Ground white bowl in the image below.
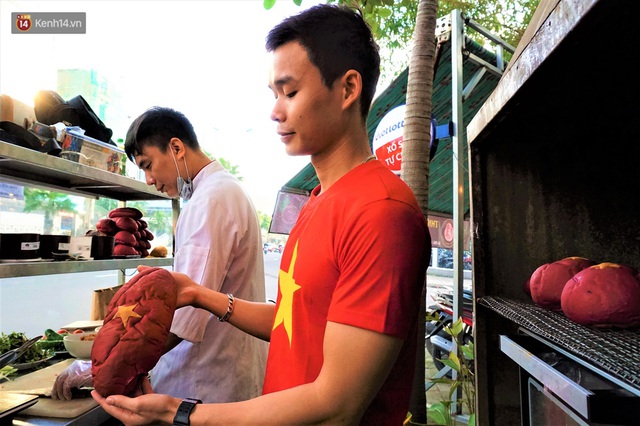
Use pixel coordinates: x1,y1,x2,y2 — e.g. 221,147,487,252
63,333,96,359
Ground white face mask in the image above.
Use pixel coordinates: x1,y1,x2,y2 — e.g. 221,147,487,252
170,149,193,200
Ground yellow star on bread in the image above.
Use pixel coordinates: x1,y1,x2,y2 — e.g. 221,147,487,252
593,262,620,269
114,303,142,327
273,241,301,346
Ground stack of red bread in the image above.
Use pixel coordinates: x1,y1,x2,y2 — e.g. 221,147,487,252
96,207,154,257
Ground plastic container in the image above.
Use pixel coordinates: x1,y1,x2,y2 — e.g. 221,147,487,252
68,236,92,259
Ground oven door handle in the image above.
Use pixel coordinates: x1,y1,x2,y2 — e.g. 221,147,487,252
500,334,592,418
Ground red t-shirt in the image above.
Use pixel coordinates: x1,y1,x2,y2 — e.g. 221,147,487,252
263,160,430,425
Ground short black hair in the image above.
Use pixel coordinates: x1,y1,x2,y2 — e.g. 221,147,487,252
124,106,199,162
266,4,380,120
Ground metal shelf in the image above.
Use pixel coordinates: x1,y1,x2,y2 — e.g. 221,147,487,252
0,140,177,279
0,140,169,201
0,257,174,279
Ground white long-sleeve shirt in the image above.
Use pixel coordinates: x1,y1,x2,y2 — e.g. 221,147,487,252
150,160,268,403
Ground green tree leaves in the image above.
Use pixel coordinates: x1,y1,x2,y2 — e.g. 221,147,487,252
23,189,75,234
217,157,243,181
256,210,272,231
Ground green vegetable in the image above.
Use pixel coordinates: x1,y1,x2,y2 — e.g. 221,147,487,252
38,329,66,352
0,332,26,353
37,340,64,352
44,329,64,341
1,365,17,379
0,332,50,364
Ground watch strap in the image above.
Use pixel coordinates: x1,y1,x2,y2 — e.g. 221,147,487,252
172,398,202,425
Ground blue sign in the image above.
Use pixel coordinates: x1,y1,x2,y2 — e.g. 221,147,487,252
0,182,24,200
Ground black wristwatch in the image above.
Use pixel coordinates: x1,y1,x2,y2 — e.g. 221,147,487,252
172,398,202,425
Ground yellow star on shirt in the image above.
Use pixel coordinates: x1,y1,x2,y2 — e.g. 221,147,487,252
114,303,142,328
272,241,301,346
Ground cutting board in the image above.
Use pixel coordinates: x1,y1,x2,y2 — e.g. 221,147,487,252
0,359,98,418
0,392,38,419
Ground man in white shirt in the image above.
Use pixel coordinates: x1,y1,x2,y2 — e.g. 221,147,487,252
52,106,267,403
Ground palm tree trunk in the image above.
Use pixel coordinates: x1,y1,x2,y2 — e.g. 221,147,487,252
402,0,438,423
44,211,54,234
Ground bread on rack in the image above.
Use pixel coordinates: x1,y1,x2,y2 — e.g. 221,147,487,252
561,262,640,328
528,256,595,311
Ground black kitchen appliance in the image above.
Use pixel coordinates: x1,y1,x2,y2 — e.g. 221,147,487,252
90,235,114,260
482,297,640,426
39,234,70,259
0,233,40,261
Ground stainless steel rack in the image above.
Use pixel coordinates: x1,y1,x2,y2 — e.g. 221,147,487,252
0,257,173,279
0,139,176,278
0,141,167,201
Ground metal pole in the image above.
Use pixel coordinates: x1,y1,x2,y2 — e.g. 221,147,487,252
450,6,465,377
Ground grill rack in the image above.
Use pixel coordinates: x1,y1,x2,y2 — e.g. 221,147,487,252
478,296,640,390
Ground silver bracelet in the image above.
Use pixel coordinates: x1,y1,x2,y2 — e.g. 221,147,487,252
218,293,235,322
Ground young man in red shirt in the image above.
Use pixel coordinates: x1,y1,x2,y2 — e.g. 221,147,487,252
93,4,430,425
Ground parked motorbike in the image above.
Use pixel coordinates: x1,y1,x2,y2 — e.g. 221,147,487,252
426,287,474,375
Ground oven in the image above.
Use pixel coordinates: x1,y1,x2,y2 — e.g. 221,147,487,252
481,297,640,426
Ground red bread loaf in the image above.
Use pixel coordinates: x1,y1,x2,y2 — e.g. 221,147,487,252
114,230,137,246
108,207,143,220
113,244,139,256
529,257,595,311
96,218,118,235
561,262,640,328
137,239,151,250
114,216,139,233
92,267,177,396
